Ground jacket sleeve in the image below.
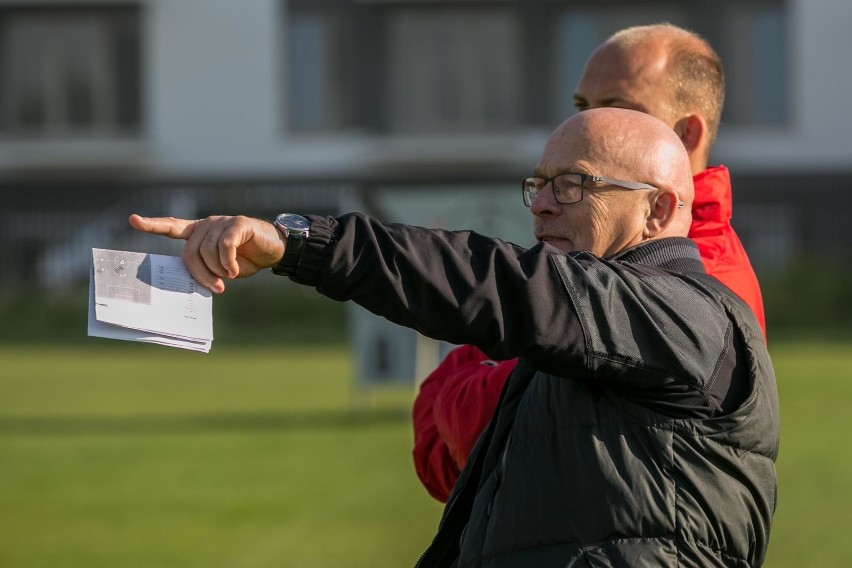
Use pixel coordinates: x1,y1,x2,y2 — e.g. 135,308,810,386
291,212,586,363
412,345,516,502
293,213,731,411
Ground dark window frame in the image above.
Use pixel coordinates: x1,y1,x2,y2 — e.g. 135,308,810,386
0,4,144,138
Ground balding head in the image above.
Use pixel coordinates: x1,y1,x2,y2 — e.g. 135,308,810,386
573,23,725,174
528,108,693,258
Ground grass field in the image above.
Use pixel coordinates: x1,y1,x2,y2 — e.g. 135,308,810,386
1,339,851,567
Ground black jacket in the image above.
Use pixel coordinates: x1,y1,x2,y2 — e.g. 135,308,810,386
293,213,779,567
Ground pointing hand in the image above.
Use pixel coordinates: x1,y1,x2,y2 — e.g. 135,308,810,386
128,214,285,293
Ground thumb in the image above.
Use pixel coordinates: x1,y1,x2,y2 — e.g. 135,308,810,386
129,214,196,240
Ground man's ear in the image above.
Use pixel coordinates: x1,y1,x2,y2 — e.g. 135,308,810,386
644,191,682,238
673,115,705,156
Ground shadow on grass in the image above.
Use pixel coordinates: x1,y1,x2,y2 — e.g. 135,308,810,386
0,407,410,437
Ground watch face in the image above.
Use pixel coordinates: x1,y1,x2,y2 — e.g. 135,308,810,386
276,214,310,231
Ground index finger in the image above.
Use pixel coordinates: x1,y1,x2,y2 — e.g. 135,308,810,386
129,214,196,240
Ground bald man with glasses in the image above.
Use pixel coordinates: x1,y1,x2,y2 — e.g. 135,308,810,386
130,107,777,567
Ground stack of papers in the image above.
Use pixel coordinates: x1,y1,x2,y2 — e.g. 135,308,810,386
88,248,213,352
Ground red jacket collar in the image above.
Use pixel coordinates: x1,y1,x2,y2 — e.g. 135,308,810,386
691,165,732,230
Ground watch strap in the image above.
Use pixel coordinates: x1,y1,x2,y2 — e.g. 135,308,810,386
272,234,305,276
271,214,310,276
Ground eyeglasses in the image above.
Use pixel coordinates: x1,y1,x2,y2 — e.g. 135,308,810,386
521,173,658,207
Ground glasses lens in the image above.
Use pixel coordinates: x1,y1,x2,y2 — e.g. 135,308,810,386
553,174,583,204
522,177,544,207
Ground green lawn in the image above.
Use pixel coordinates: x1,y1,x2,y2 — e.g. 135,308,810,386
0,343,442,568
763,341,852,567
1,340,851,567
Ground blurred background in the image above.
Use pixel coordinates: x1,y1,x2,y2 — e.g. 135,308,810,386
1,0,852,567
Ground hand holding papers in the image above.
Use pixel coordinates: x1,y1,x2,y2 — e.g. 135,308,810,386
88,248,213,352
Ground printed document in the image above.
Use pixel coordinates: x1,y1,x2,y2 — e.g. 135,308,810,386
88,248,213,352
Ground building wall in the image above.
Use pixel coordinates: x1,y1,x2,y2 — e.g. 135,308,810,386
0,0,850,288
2,0,850,177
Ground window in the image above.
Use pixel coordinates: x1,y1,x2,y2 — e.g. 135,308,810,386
385,7,521,133
712,2,788,126
285,1,522,135
0,6,142,137
287,8,350,132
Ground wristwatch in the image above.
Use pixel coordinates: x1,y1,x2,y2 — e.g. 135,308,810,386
271,213,310,276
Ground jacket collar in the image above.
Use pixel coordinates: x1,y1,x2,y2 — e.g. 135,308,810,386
692,165,732,225
609,237,706,274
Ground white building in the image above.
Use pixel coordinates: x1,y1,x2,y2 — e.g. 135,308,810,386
1,0,850,287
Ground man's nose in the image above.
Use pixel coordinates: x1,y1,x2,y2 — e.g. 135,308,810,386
530,183,562,217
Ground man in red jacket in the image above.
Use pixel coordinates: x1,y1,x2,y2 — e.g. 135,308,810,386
412,23,767,502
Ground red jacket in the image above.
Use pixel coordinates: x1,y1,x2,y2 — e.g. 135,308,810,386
412,165,767,502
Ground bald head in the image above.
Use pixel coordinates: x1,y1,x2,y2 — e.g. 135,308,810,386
529,108,693,257
573,23,725,173
548,108,694,209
